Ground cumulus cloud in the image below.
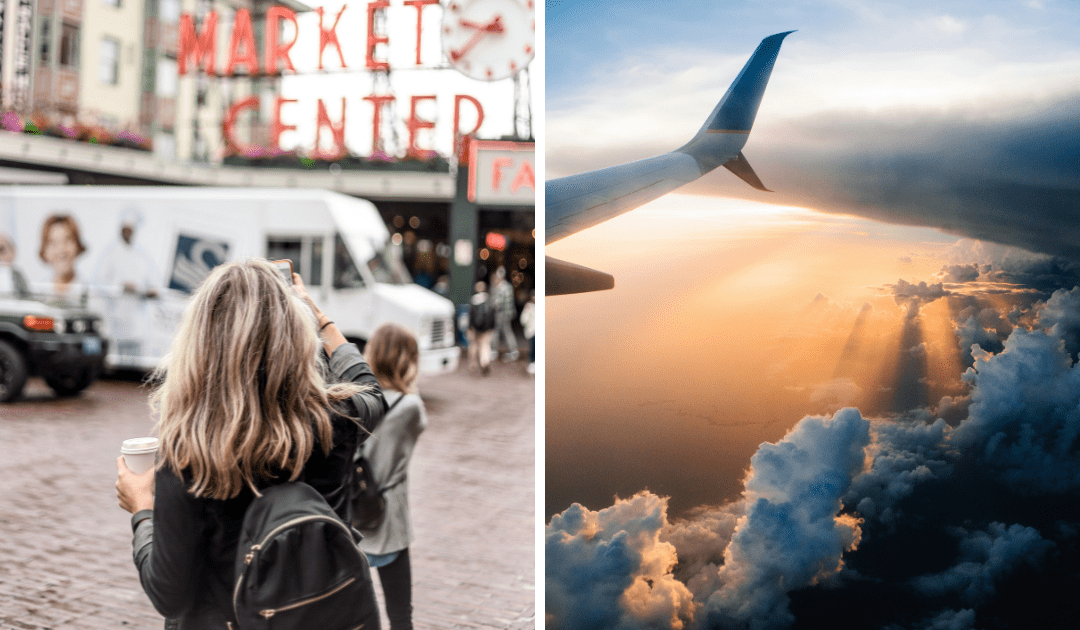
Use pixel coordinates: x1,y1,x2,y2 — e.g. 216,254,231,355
664,503,743,585
939,264,980,283
546,493,696,630
1035,285,1080,360
699,408,871,629
951,327,1080,493
892,279,950,302
911,522,1054,604
548,409,874,630
954,315,1004,367
846,417,952,523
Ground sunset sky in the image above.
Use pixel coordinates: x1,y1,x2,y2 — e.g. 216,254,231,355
545,2,1080,629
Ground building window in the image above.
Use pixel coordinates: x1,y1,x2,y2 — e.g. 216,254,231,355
100,37,120,84
153,132,176,161
160,0,180,23
39,20,51,63
156,57,177,97
60,23,79,68
103,0,120,7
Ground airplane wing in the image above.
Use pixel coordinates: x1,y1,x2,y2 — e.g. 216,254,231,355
546,31,794,295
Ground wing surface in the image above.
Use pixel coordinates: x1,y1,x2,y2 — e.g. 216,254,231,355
545,31,793,246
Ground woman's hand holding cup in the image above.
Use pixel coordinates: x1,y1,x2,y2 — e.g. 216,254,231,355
116,456,155,514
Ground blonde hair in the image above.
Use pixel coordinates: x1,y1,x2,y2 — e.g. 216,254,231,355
365,323,419,394
151,258,367,500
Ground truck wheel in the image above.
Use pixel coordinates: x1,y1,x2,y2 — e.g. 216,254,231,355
0,340,29,403
46,370,94,398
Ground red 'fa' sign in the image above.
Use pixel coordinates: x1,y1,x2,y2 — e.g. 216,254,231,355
178,1,485,159
468,140,535,206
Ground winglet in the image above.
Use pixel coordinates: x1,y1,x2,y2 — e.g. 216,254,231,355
723,152,772,192
697,31,794,135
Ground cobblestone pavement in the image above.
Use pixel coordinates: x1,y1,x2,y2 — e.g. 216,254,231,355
0,354,535,630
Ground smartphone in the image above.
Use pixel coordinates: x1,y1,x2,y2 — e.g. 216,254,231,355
272,259,294,284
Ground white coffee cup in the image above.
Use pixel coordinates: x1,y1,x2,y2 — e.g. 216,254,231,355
121,437,160,475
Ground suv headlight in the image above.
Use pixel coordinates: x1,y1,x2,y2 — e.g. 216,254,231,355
71,319,86,334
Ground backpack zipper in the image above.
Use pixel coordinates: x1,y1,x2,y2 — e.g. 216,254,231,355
249,514,354,560
258,577,357,619
234,514,358,621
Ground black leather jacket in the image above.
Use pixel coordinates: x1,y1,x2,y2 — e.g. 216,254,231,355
129,343,385,629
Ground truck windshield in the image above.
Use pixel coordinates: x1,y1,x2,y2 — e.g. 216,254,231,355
333,234,365,289
368,246,412,285
333,234,412,287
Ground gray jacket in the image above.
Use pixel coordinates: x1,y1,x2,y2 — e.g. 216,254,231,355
357,390,427,555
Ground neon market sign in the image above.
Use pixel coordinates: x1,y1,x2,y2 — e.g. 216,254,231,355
178,2,488,159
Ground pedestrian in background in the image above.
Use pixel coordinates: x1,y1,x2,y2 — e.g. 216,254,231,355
358,323,428,630
520,291,535,374
114,259,385,629
491,267,520,361
468,281,495,375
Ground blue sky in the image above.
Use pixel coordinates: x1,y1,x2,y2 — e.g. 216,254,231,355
547,0,1080,106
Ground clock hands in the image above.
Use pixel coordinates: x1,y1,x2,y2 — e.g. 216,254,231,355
450,15,504,62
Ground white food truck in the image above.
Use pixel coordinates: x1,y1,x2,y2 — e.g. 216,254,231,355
0,186,459,374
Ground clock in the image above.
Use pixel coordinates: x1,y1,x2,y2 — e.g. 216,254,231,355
441,0,535,81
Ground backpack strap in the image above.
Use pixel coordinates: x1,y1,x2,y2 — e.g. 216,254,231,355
359,392,409,494
355,392,406,461
384,392,406,414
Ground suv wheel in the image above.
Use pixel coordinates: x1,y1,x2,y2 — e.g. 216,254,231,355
0,339,29,403
46,370,94,398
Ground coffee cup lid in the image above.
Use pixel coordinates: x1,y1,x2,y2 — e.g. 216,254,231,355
121,437,160,454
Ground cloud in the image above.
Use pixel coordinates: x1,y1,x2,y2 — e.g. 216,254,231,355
845,417,952,523
951,327,1080,493
954,315,1004,367
911,522,1054,604
664,503,743,585
746,96,1080,261
546,493,696,630
548,409,873,630
1035,285,1080,360
699,408,871,629
939,264,979,283
927,14,967,35
891,279,950,304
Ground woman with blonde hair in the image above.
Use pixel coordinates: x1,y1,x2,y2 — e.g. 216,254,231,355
114,259,386,629
357,322,428,630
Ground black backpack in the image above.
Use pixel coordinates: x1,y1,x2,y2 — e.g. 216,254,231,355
351,394,406,531
232,481,379,630
470,299,496,332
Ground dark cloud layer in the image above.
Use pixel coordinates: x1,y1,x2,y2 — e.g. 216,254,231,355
729,95,1080,261
552,93,1080,263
